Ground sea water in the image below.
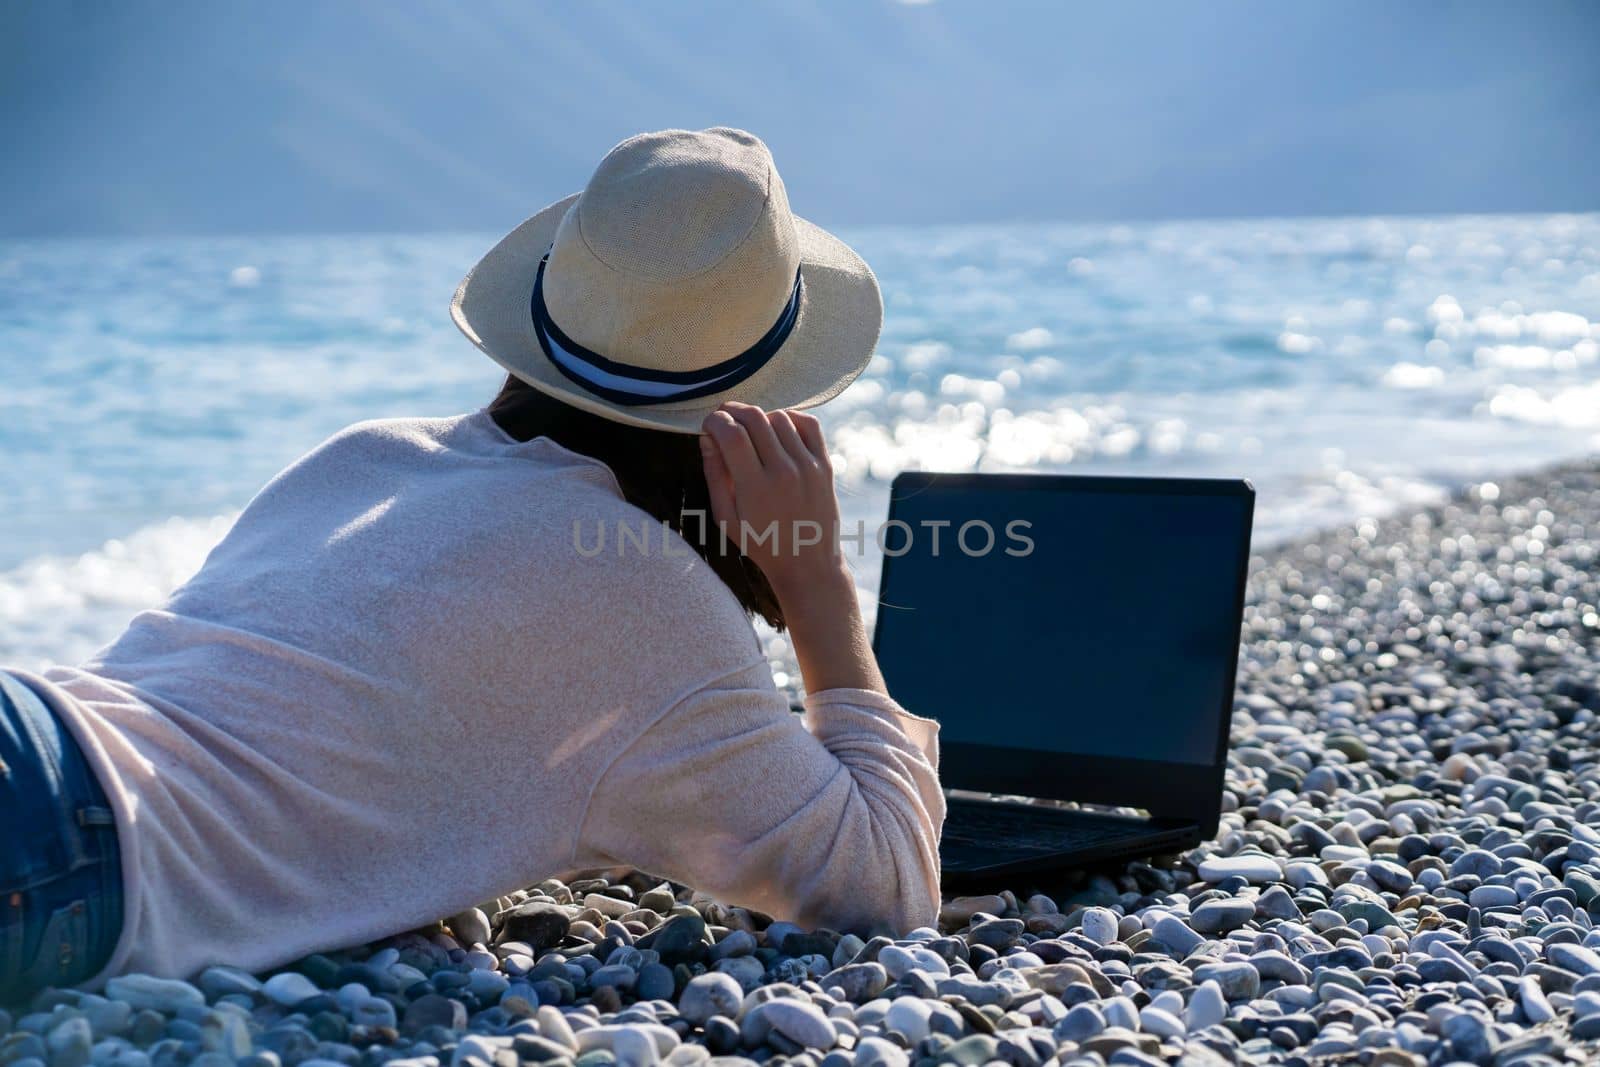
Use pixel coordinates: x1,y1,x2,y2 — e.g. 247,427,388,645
3,213,1598,670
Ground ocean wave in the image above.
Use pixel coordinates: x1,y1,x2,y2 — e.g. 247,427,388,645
5,214,1599,663
0,513,235,671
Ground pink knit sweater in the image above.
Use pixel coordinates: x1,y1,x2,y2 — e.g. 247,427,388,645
16,409,943,984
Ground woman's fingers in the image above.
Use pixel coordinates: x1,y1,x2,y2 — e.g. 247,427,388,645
768,410,814,469
697,433,738,535
721,402,790,471
702,409,762,486
788,410,830,466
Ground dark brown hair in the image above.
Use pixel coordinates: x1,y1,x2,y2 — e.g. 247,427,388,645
487,373,784,628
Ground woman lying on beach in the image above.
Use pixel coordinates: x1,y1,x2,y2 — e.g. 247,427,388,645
0,128,944,1001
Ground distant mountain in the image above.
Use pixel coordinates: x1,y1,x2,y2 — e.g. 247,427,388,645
3,0,1596,237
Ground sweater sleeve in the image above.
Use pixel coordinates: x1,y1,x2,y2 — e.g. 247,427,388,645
574,662,944,936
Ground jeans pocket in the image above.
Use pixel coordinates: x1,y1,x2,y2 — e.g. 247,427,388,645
15,896,89,994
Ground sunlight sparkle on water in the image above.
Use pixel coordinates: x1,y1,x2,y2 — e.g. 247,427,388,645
3,213,1598,666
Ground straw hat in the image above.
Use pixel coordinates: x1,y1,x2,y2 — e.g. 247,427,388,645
451,127,883,433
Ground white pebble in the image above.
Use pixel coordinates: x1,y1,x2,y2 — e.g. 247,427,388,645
1139,1005,1186,1038
1186,980,1228,1031
1197,854,1283,883
1079,907,1119,946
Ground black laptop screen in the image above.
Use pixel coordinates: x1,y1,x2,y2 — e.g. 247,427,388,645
872,477,1251,769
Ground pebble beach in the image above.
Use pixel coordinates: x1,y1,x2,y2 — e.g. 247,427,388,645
3,459,1599,1067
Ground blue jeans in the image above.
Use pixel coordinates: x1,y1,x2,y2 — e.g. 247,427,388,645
0,671,124,1006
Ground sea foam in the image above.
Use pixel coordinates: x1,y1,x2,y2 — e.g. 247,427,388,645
0,514,235,670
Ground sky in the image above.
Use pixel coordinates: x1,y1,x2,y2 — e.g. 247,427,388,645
3,0,1598,238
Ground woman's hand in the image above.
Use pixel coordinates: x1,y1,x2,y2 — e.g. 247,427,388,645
699,402,842,595
700,402,885,695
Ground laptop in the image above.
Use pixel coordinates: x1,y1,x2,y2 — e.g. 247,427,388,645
871,471,1255,883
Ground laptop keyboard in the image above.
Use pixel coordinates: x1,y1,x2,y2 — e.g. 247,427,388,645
942,802,1155,854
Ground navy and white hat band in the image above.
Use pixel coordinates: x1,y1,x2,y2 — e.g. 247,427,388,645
531,253,803,408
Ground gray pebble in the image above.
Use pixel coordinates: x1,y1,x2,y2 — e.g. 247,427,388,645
877,944,947,980
1253,886,1300,920
678,973,743,1027
741,1000,834,1051
636,963,675,1002
822,963,887,1003
261,973,321,1007
852,1036,908,1067
1549,943,1600,977
104,977,206,1015
1190,962,1259,1001
1189,899,1254,934
447,908,492,947
1150,916,1205,957
708,931,756,963
46,1017,92,1067
1054,1004,1104,1043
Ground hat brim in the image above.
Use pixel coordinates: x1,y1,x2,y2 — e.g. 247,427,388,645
451,194,883,433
